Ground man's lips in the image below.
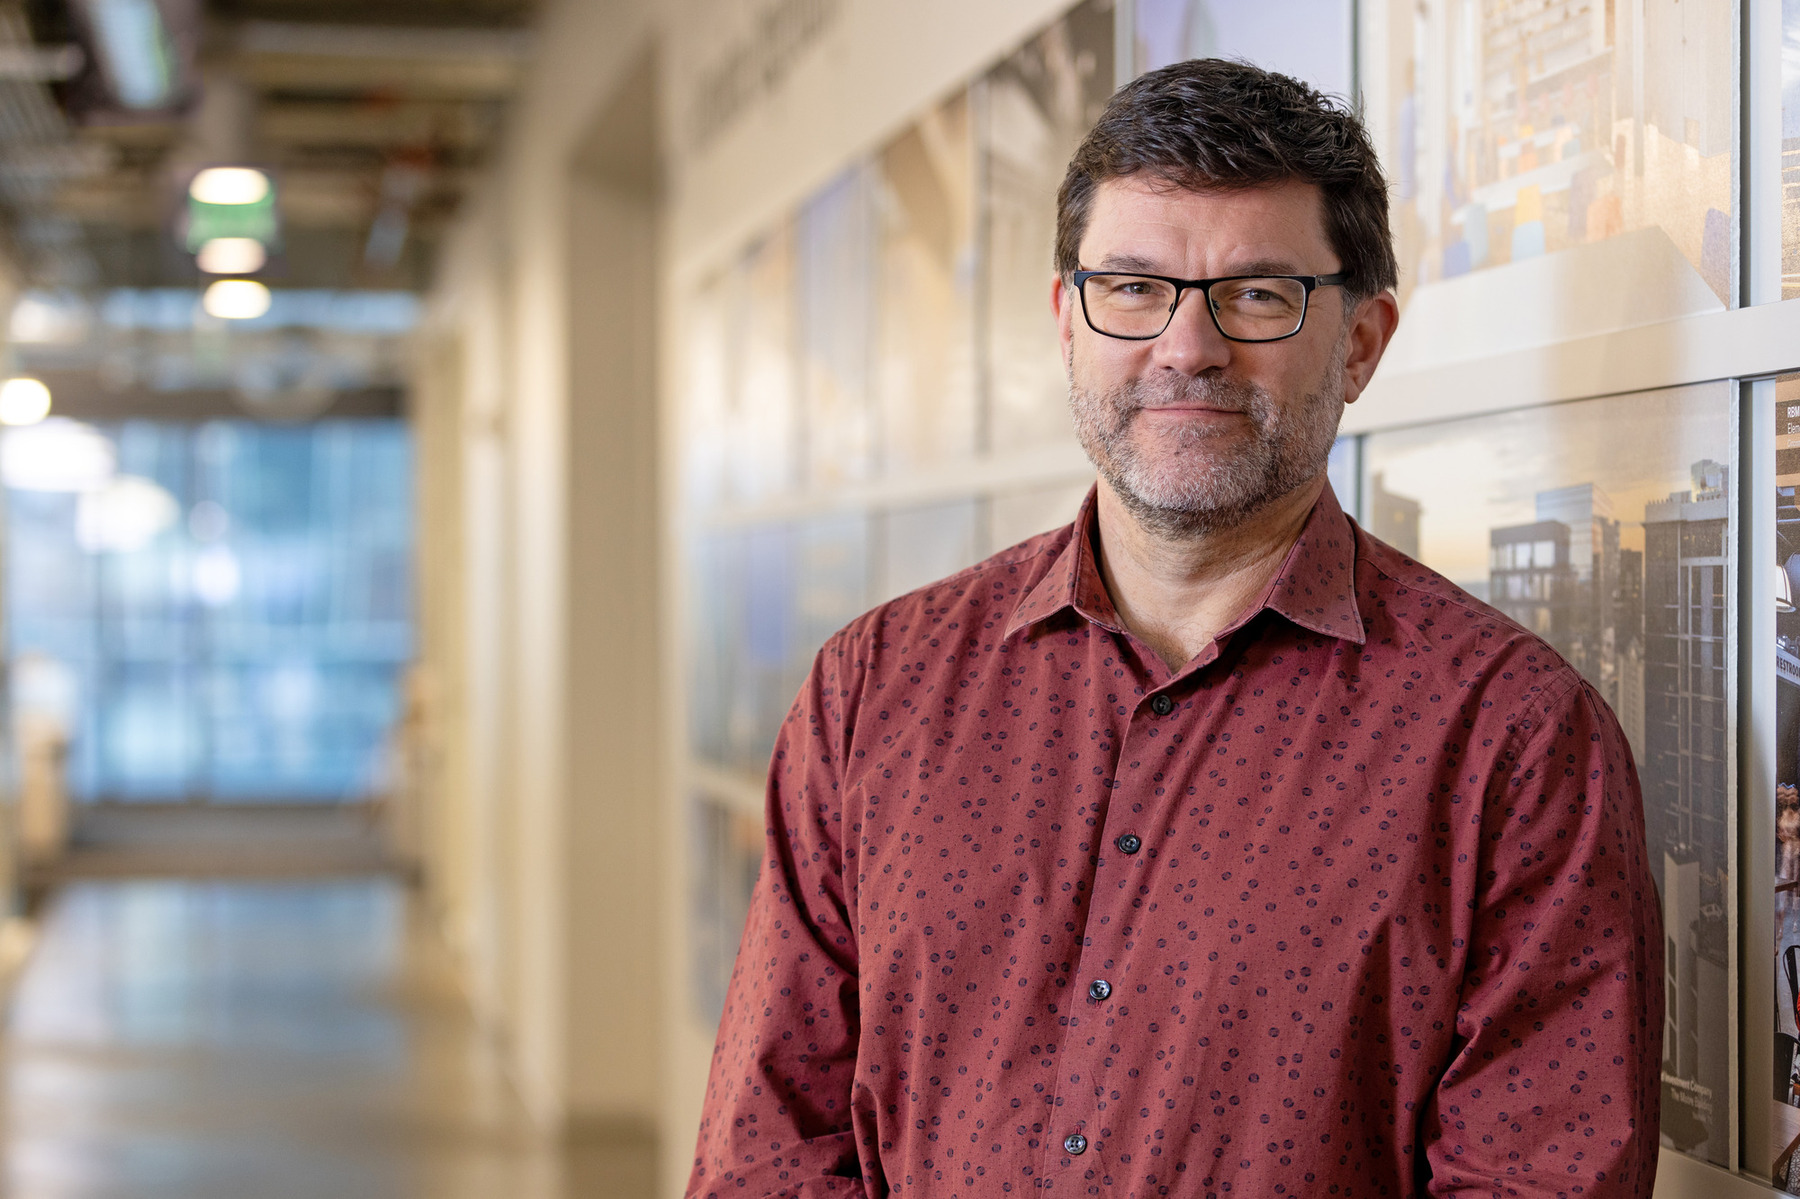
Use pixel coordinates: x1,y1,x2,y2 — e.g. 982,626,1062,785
1133,404,1247,415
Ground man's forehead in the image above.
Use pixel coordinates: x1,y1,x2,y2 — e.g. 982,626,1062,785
1084,174,1328,240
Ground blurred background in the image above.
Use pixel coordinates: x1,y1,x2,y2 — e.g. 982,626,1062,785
0,0,1767,1196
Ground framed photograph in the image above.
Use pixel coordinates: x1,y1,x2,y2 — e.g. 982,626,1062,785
1361,383,1737,1168
1360,0,1735,367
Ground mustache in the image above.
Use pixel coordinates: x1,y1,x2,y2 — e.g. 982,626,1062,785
1108,372,1267,417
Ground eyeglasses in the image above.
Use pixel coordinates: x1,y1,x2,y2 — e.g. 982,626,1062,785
1071,270,1348,343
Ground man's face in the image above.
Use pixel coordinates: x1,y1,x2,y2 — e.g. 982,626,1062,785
1053,175,1385,537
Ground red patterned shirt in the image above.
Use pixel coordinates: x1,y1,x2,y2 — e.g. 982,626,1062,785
689,484,1663,1198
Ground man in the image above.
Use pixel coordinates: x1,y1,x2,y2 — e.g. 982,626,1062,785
689,59,1662,1198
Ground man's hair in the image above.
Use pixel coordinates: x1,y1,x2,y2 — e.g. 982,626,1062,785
1055,58,1398,305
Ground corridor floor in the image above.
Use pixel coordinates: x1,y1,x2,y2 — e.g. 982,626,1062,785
0,878,653,1198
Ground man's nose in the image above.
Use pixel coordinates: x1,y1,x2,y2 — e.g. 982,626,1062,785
1151,287,1234,376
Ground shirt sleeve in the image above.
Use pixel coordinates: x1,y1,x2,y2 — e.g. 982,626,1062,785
1424,677,1665,1197
686,636,868,1199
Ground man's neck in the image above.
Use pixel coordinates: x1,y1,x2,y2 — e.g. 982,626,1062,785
1091,476,1324,672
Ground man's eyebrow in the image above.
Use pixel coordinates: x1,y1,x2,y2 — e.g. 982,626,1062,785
1090,253,1165,273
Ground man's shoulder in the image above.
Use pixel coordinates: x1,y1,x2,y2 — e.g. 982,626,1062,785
1347,520,1591,720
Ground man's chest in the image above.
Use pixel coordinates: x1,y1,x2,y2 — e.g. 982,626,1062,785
838,628,1486,1081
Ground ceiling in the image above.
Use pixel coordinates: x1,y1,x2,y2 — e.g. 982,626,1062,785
7,0,539,293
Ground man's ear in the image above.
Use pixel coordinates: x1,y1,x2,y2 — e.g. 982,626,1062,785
1053,273,1075,363
1340,290,1399,406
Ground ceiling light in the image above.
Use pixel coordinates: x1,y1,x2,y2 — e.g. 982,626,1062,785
189,167,271,206
196,237,267,275
203,280,271,321
0,378,52,426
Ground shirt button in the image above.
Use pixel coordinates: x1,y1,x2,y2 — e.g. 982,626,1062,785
1087,979,1111,1001
1064,1132,1088,1155
1150,693,1174,715
1115,833,1141,855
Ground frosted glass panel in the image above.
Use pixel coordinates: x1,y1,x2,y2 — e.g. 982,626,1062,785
989,479,1091,551
877,499,982,601
794,514,870,678
683,270,731,513
984,0,1114,452
798,167,877,488
1362,384,1734,1168
1365,0,1735,356
690,795,763,1027
6,420,413,803
688,525,800,773
1135,0,1352,96
727,226,798,502
876,95,979,475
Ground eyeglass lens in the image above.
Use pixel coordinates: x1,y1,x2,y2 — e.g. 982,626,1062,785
1081,275,1309,341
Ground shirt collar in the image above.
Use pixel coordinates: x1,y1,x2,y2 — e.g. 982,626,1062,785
1004,481,1367,646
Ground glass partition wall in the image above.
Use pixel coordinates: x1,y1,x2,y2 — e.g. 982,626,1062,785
6,419,413,803
674,0,1800,1191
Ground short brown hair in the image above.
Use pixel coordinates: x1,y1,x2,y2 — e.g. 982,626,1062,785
1055,59,1397,304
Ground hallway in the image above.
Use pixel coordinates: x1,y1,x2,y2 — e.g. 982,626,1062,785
0,879,651,1199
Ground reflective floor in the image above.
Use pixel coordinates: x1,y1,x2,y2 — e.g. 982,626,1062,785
0,878,652,1198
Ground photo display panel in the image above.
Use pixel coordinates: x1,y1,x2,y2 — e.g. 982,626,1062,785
983,0,1114,451
1363,0,1735,366
1361,384,1735,1167
1771,375,1800,1189
875,92,980,475
1784,1,1800,301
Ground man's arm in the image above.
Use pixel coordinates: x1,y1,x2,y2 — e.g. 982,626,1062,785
687,638,868,1199
1424,677,1664,1196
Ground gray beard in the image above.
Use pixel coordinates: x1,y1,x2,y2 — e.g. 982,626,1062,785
1066,357,1346,540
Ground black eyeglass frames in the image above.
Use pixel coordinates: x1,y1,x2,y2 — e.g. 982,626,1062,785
1071,270,1348,343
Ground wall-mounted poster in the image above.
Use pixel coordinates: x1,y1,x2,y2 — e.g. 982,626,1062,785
1363,0,1735,366
1770,375,1800,1189
1134,0,1352,96
875,93,980,476
1361,383,1736,1168
1782,1,1800,301
983,0,1114,453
